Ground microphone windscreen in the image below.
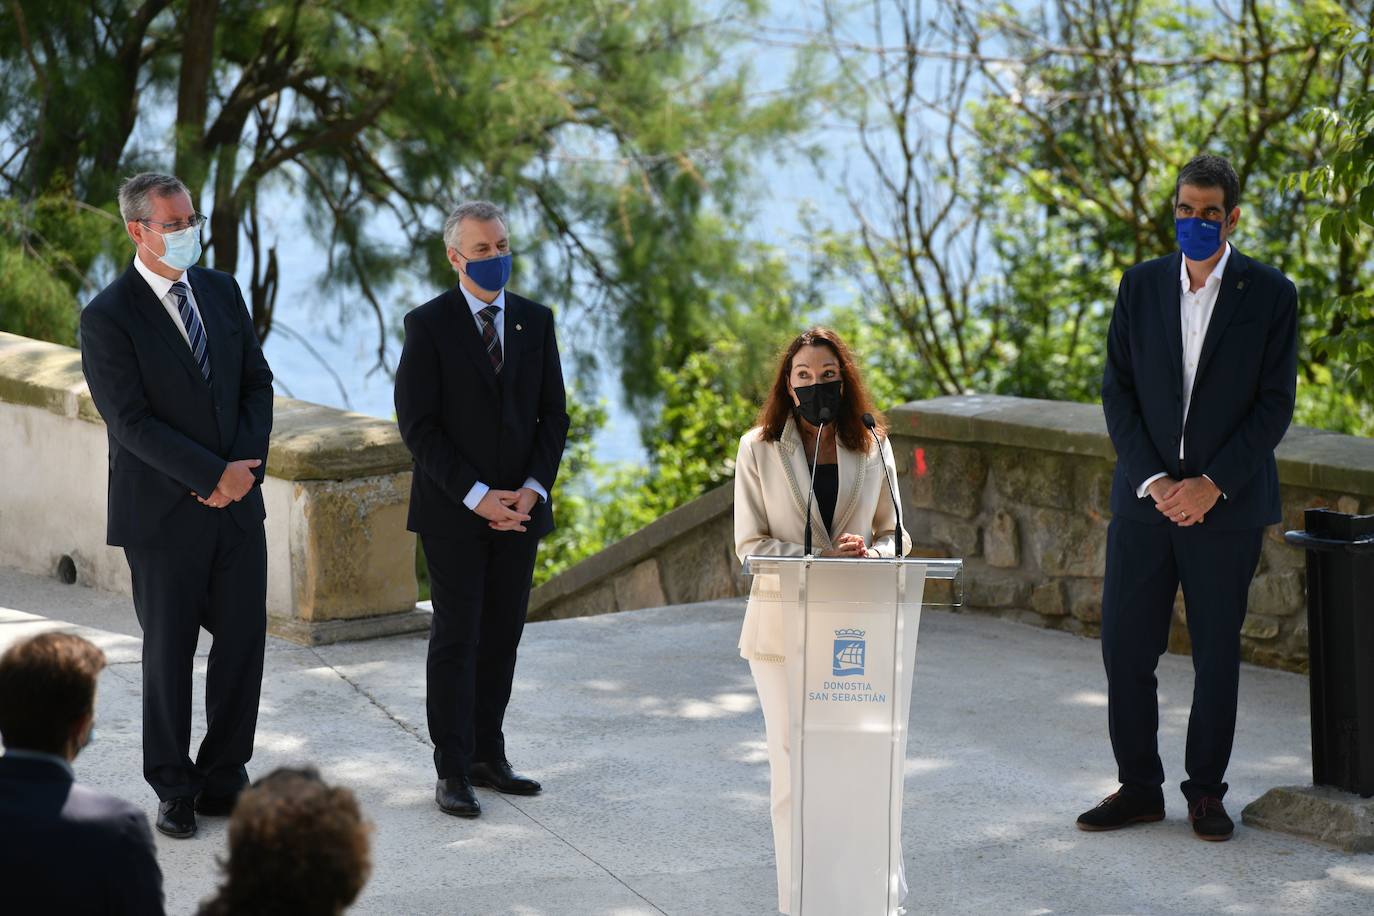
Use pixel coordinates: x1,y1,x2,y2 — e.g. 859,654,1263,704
862,412,876,429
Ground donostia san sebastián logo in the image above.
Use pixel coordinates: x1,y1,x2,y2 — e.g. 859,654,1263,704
833,628,866,677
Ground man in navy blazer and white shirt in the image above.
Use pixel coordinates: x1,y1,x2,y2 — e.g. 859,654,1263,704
395,200,569,818
1079,155,1298,841
80,172,273,840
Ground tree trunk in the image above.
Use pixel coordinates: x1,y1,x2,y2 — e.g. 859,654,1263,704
174,0,220,200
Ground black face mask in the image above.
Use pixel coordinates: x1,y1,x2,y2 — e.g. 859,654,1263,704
794,380,843,426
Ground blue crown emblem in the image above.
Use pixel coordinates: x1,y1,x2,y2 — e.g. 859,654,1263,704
832,628,866,677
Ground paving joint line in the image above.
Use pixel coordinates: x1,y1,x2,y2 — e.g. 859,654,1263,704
306,646,430,747
306,647,668,914
497,794,669,915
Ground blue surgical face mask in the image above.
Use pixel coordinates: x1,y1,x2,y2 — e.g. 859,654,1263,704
463,252,512,292
143,225,203,271
1175,217,1224,261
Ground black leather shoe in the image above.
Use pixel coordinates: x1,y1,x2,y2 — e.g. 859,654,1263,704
435,777,481,818
156,798,197,838
194,790,241,817
1076,789,1165,831
1188,796,1234,841
469,759,541,796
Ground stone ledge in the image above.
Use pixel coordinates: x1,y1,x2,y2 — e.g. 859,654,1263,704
889,394,1374,496
528,483,735,616
268,398,410,480
0,331,95,420
1242,785,1374,853
0,331,411,481
269,606,432,646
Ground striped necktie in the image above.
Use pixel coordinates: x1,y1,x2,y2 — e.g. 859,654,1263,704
170,281,212,383
477,304,503,374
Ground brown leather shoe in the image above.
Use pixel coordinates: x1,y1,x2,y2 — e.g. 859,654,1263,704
469,759,541,796
1188,796,1235,841
435,776,481,817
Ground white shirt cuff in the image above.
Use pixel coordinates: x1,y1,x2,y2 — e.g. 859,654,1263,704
1137,472,1167,499
463,481,490,512
522,477,548,503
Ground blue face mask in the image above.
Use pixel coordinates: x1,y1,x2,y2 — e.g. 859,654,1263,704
143,225,203,271
1175,217,1224,261
463,252,512,292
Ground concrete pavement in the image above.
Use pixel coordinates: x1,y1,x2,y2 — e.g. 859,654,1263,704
1,565,1372,915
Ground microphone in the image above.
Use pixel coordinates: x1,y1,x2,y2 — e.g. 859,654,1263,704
803,407,831,557
863,412,902,559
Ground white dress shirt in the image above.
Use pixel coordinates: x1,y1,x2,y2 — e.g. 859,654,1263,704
456,283,548,511
1137,244,1231,499
132,253,207,349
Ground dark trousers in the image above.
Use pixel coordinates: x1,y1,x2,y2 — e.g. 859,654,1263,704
124,511,267,801
421,531,541,779
1101,515,1264,803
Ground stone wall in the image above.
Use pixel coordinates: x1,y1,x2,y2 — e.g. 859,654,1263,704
0,331,424,645
528,483,749,621
887,394,1374,673
531,394,1373,673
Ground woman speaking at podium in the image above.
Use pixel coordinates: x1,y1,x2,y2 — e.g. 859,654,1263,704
733,327,910,914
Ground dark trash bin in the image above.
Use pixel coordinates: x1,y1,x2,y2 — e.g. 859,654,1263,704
1285,508,1374,798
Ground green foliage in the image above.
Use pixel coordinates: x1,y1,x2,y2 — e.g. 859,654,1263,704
0,0,807,385
534,292,802,584
816,0,1374,434
1281,26,1374,416
536,391,646,584
0,194,122,344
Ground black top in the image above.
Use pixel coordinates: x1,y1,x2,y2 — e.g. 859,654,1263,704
812,463,838,534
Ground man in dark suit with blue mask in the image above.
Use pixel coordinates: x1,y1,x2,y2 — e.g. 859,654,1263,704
80,172,274,839
0,632,164,915
1079,155,1298,841
395,200,569,818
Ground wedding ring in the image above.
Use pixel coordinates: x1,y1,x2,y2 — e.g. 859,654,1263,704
1180,511,1188,519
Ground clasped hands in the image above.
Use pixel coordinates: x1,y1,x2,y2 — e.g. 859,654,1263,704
193,459,262,509
475,487,540,532
1148,475,1220,527
820,532,878,558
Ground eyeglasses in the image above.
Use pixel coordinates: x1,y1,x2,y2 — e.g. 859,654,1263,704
138,213,207,233
1174,203,1227,222
463,245,513,259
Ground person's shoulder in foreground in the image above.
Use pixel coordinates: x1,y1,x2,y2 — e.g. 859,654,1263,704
0,632,164,916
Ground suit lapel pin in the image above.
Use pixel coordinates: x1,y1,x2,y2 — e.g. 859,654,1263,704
1237,280,1245,290
515,323,523,331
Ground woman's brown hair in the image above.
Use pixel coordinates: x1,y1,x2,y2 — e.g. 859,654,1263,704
756,327,884,451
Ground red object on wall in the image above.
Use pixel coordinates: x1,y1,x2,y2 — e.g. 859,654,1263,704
914,447,928,478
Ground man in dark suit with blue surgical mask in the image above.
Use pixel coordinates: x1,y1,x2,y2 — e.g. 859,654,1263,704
1078,155,1298,841
80,172,274,840
395,200,569,818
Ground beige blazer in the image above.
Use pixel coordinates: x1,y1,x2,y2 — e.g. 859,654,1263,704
733,418,910,661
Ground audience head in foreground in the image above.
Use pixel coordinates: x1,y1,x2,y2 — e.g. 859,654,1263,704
197,766,372,916
0,631,165,916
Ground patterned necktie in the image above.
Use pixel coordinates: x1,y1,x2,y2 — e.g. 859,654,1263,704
169,281,212,383
477,304,503,375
